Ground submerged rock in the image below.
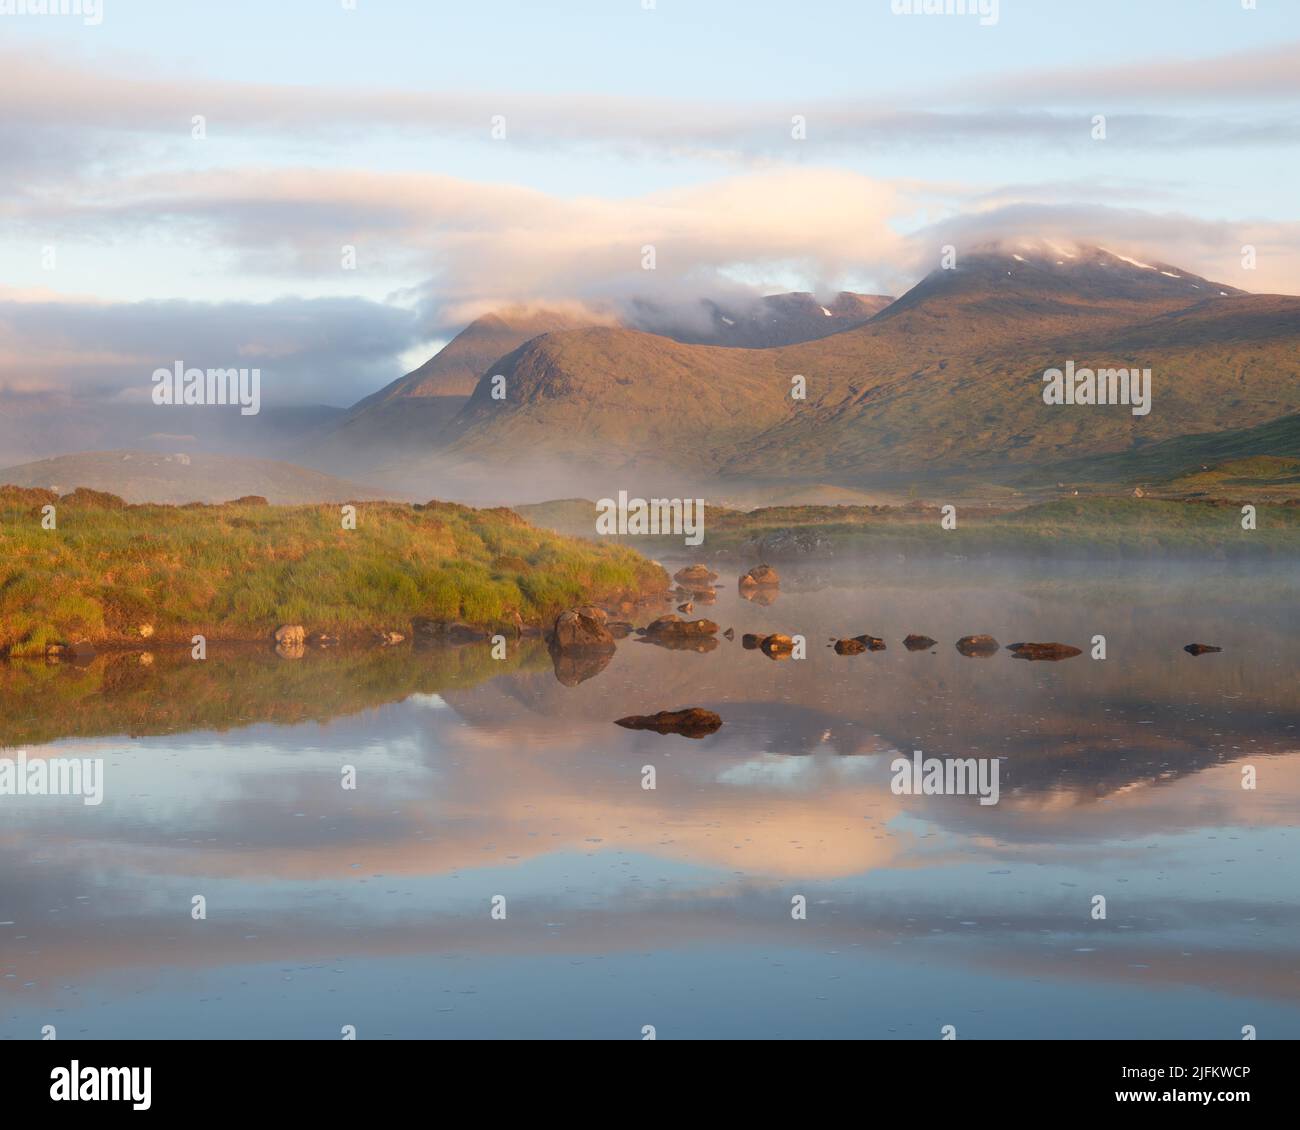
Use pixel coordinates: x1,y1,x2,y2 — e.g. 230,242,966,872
903,634,938,651
739,586,779,606
1009,641,1082,661
614,707,723,738
955,634,1000,657
741,633,763,649
1184,643,1223,656
853,634,886,651
833,638,867,655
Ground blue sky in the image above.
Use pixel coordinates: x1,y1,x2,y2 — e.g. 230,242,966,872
2,0,1298,408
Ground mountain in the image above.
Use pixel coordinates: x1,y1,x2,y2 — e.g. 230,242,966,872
626,290,893,348
0,451,394,505
317,291,895,480
429,242,1298,489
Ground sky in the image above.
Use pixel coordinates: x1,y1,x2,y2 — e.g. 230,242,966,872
1,0,1298,411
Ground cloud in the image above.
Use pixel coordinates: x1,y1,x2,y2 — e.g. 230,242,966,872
4,41,1299,192
966,41,1300,105
6,165,920,327
0,294,421,404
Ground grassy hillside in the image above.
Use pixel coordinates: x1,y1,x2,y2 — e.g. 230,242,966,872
1028,412,1300,493
0,488,667,656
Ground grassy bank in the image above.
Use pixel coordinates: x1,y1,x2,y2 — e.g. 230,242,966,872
0,487,667,656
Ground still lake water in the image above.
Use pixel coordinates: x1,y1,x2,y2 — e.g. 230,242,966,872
2,557,1298,1040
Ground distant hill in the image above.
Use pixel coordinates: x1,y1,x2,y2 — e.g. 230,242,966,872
0,451,395,505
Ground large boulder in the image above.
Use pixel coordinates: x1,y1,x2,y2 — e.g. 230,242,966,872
551,608,616,651
274,625,305,647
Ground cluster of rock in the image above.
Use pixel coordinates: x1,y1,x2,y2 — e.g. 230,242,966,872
819,634,1097,660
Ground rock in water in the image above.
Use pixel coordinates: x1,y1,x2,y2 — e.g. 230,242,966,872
834,638,867,655
550,608,616,651
1184,643,1223,656
760,633,794,658
673,564,718,585
274,624,306,647
955,634,1000,657
853,634,886,651
903,634,938,651
1008,642,1082,661
615,708,723,738
738,564,780,588
723,628,735,641
741,633,763,649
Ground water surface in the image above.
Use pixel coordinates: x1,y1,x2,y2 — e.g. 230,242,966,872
2,558,1297,1039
